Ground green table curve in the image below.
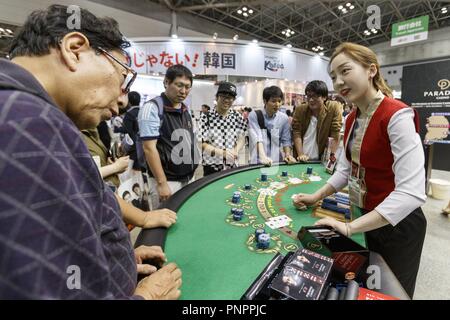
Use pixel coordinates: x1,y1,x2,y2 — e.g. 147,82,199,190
164,163,365,300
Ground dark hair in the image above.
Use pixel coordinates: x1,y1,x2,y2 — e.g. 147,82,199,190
132,183,140,191
9,4,130,58
202,104,210,111
263,86,284,102
128,91,141,106
165,64,193,85
305,80,328,98
286,110,292,117
333,95,347,107
122,191,131,198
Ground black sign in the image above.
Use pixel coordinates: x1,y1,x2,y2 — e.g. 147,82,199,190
401,60,450,171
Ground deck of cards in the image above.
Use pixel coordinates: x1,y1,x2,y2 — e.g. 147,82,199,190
265,215,292,229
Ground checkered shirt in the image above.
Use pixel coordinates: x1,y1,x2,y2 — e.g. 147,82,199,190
199,108,247,171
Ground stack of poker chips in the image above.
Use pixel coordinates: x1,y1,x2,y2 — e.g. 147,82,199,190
261,173,268,182
282,171,288,177
255,228,270,249
256,230,270,249
244,184,252,190
231,208,244,221
321,192,351,220
232,191,241,204
306,167,313,175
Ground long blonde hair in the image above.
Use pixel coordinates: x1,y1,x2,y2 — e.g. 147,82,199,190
329,42,393,98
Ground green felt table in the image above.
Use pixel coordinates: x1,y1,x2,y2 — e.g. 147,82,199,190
160,163,365,300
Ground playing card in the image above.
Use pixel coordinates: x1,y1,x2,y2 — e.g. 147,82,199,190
267,215,292,228
265,220,278,229
309,176,322,182
270,182,286,190
288,178,303,184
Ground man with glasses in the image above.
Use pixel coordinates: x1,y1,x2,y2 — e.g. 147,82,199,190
200,82,247,176
0,5,181,299
292,80,343,162
138,64,199,210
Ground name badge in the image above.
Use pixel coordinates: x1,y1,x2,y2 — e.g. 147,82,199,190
349,161,366,208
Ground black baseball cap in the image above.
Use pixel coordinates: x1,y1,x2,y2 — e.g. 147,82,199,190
217,82,237,97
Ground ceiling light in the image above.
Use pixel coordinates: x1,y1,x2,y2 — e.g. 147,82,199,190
441,7,446,11
342,8,347,13
338,5,343,10
249,9,254,14
242,7,247,11
0,28,4,32
6,29,12,34
346,2,351,7
233,34,239,41
171,34,178,39
252,39,258,43
350,5,354,9
286,44,292,48
213,32,218,39
372,30,378,34
237,9,242,14
291,31,295,35
243,12,248,17
319,52,324,56
282,30,286,34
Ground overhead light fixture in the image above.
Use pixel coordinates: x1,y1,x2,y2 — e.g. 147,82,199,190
346,2,351,7
282,28,294,37
0,28,4,32
213,32,218,39
171,34,178,39
252,39,258,43
286,44,292,48
350,5,354,9
338,5,343,10
6,29,12,34
237,6,253,17
319,52,324,56
233,34,239,41
342,8,347,13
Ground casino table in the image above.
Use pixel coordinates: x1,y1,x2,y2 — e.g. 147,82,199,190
135,163,409,300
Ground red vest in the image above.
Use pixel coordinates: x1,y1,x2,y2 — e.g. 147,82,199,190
343,97,418,211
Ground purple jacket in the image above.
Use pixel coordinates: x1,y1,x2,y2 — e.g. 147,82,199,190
0,59,138,299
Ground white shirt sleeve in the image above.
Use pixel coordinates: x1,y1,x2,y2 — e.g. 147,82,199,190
248,111,264,143
375,108,426,226
327,144,351,192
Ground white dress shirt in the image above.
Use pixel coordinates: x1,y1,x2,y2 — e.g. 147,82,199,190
302,116,319,160
327,107,426,226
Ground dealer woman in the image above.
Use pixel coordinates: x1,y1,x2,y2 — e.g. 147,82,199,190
293,42,427,298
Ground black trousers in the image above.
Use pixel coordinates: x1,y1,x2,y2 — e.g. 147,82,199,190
365,207,427,298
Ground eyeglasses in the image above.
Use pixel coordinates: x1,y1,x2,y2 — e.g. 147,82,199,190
97,47,137,94
306,93,320,100
218,94,235,101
